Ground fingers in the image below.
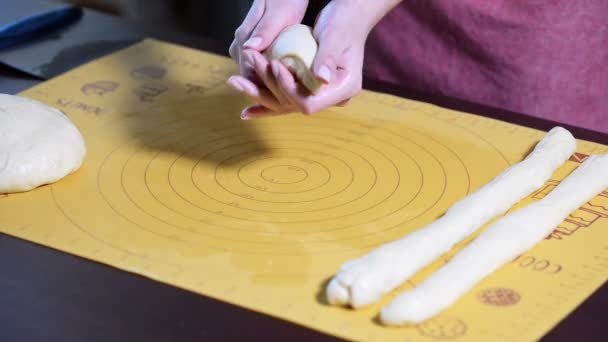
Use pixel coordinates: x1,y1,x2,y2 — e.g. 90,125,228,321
270,60,304,101
246,50,293,106
237,49,261,84
227,77,296,120
271,60,314,113
227,75,281,111
237,47,362,116
229,62,356,120
272,59,358,115
241,104,290,120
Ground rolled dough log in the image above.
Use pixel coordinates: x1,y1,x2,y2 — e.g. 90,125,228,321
266,24,323,94
0,94,86,193
326,127,575,308
381,154,608,325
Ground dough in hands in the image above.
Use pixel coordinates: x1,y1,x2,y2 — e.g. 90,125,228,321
326,127,576,308
381,154,608,325
0,94,86,193
266,24,323,94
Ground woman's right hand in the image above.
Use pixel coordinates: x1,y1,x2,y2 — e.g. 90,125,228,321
229,0,309,83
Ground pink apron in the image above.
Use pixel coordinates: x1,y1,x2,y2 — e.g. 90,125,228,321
364,1,608,133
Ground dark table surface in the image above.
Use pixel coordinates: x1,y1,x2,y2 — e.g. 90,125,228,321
1,16,606,342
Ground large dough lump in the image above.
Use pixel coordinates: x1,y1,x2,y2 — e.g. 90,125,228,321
0,94,86,193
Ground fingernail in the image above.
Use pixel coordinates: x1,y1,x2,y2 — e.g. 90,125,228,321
243,36,263,49
243,50,256,66
316,65,331,83
227,78,244,92
240,108,251,120
271,61,280,78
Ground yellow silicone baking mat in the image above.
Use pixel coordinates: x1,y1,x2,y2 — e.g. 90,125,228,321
1,39,607,341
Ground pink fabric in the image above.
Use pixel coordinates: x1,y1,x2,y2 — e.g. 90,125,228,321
364,1,608,133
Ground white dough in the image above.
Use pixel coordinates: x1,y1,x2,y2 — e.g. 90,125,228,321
0,94,86,193
266,24,322,94
326,127,575,308
381,154,608,325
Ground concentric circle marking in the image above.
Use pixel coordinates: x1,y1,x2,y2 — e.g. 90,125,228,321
238,156,331,194
49,96,509,274
261,165,308,184
218,148,346,198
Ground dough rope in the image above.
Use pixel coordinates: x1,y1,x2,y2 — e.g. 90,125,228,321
326,127,576,308
380,154,608,325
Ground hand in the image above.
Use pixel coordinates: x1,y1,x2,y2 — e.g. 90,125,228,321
228,0,309,83
228,0,402,119
228,0,365,119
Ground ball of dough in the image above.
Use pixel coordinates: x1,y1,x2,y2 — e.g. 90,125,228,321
0,94,86,193
266,24,322,94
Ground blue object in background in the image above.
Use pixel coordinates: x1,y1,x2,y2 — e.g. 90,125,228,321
0,0,141,79
0,0,83,49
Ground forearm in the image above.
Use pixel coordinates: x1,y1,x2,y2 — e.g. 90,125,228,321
313,0,403,42
342,0,403,32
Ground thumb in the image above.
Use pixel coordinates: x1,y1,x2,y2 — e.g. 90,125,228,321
311,29,345,84
311,4,352,85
